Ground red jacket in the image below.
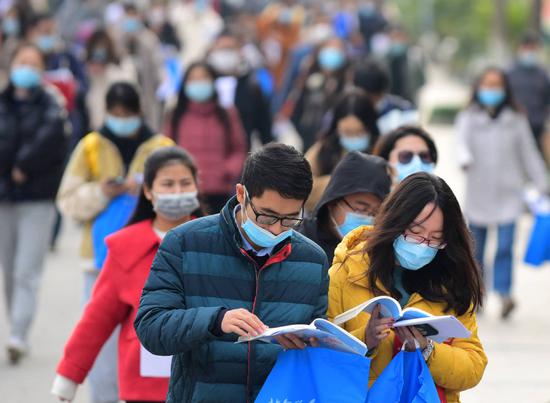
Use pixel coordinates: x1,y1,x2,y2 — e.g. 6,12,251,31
172,101,246,195
56,220,168,402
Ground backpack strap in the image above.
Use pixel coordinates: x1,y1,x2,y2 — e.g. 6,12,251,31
82,132,101,179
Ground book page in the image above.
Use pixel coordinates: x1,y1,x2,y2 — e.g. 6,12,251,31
140,344,172,378
393,315,471,343
333,295,402,325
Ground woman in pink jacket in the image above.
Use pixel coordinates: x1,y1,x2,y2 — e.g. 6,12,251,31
170,61,247,214
51,146,202,403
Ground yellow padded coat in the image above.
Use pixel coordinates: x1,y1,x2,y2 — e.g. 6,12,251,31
327,227,487,403
56,132,173,261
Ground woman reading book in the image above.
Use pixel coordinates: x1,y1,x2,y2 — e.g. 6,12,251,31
327,172,487,403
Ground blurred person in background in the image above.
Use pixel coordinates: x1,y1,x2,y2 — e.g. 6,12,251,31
83,28,137,135
298,151,391,263
146,0,181,51
508,32,550,157
0,43,69,365
169,61,246,214
373,125,438,186
257,0,305,90
353,58,417,135
0,2,34,87
288,37,350,151
304,88,379,211
27,12,87,142
52,146,201,403
169,0,223,68
114,3,163,131
56,82,172,403
207,30,273,151
385,25,425,105
456,67,549,319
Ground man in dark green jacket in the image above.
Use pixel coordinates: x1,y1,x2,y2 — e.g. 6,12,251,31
135,143,329,403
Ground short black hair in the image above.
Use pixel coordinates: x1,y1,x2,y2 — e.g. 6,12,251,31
106,81,141,114
241,143,313,201
520,31,539,46
353,59,390,95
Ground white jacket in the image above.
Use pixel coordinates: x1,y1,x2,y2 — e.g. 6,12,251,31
456,105,549,225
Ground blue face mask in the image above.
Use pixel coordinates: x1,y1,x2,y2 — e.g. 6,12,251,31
123,18,142,34
36,35,57,52
318,47,346,71
10,66,41,89
185,80,214,103
477,88,505,108
3,18,20,36
518,51,538,67
393,235,438,270
105,114,141,137
395,155,434,182
240,190,293,248
339,134,370,152
336,212,374,238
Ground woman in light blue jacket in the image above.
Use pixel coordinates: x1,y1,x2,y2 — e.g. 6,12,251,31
456,67,549,319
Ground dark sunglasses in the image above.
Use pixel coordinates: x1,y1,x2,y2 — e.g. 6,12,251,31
397,150,433,165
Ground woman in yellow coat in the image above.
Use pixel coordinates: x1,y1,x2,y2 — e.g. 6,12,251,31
328,172,487,403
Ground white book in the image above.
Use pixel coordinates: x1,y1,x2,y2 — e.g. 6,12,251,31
237,318,367,356
333,296,471,343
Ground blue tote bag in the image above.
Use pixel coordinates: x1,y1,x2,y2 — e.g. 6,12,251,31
91,193,137,269
255,347,370,403
366,345,440,403
524,213,550,267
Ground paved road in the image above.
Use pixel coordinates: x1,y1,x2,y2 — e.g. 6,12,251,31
1,124,550,402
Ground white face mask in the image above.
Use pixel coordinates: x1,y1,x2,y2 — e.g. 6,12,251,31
208,49,241,75
153,191,199,221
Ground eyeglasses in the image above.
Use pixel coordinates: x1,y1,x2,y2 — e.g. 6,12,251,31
403,233,447,250
397,150,433,165
341,198,377,216
246,197,303,228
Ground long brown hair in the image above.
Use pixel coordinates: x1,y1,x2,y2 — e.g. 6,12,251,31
362,172,483,315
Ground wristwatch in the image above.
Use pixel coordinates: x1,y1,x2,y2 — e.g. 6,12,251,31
422,339,435,361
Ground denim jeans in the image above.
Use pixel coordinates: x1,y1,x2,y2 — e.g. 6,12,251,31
469,222,516,296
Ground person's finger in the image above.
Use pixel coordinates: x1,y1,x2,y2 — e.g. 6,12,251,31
285,333,307,349
409,326,426,342
309,337,320,347
228,325,247,337
374,323,392,335
274,335,293,350
234,319,258,336
240,313,266,335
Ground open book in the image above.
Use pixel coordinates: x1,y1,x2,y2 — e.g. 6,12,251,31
334,296,471,343
237,318,367,356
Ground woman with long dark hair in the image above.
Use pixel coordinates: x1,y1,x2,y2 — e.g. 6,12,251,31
52,146,201,403
456,67,548,319
304,88,379,211
169,61,246,214
328,173,487,402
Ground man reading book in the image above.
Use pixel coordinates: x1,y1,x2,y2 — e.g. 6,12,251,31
135,144,329,403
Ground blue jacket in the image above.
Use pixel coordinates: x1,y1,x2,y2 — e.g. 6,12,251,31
135,196,329,403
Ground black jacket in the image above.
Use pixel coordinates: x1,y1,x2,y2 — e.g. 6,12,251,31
235,73,273,150
298,151,391,262
0,85,69,202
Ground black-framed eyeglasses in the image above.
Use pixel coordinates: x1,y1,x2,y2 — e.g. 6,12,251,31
341,198,377,216
403,233,447,250
397,150,433,165
246,197,304,228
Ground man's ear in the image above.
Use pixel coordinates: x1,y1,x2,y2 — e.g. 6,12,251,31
235,183,245,204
